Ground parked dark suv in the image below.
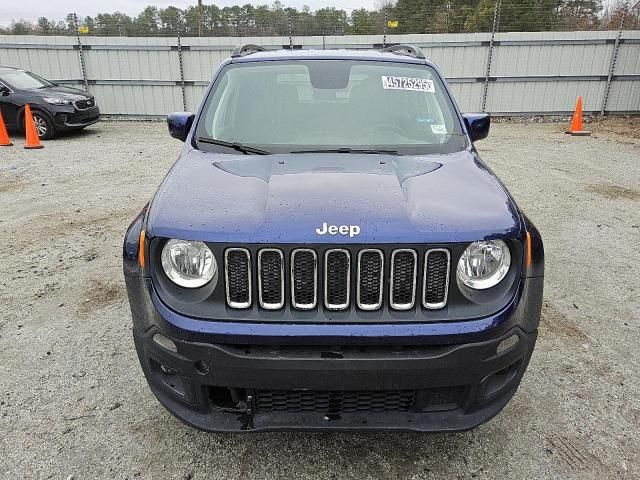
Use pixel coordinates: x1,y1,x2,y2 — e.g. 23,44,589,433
0,66,99,139
124,45,544,432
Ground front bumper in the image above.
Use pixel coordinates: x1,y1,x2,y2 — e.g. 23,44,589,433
52,106,100,129
127,276,542,432
134,325,536,432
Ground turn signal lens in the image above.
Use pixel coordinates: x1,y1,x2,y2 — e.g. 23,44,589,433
138,229,146,268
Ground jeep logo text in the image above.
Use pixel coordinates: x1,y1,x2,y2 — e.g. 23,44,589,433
315,222,361,238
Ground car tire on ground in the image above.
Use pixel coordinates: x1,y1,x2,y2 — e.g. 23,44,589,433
30,110,55,140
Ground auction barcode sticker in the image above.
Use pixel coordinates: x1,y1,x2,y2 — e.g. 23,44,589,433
381,76,435,92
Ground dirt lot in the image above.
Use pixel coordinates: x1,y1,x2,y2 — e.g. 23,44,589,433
1,121,639,479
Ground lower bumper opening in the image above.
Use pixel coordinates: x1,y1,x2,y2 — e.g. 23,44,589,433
207,386,467,415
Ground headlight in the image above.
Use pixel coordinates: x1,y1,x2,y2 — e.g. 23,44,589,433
161,239,217,289
457,240,511,290
43,97,72,105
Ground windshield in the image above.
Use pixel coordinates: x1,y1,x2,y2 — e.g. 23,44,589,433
196,60,465,155
0,70,52,90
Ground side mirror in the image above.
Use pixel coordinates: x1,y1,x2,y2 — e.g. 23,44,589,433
463,113,490,142
167,112,195,142
0,85,10,96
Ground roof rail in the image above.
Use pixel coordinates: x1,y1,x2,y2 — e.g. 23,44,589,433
381,44,425,60
231,44,267,58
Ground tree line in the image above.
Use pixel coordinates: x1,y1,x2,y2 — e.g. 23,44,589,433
2,0,638,36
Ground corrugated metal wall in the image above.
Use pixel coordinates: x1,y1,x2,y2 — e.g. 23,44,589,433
1,31,638,116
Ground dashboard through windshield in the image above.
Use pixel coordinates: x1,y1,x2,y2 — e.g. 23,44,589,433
196,60,466,155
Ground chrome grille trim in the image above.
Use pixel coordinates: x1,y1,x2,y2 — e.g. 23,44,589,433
422,248,451,310
324,249,351,311
356,249,384,311
258,248,285,310
290,248,318,310
389,249,418,310
224,248,252,309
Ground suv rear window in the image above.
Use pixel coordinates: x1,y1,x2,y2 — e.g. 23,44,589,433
196,60,465,155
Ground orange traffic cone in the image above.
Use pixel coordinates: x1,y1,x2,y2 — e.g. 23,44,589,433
565,96,591,136
0,111,12,146
24,104,44,149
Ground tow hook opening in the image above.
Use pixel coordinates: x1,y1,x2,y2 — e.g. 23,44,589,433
208,386,251,412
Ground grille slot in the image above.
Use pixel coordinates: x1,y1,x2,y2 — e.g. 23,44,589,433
224,248,251,309
357,249,384,310
258,249,285,310
324,249,350,310
390,249,417,310
291,249,317,310
423,249,450,309
256,390,416,413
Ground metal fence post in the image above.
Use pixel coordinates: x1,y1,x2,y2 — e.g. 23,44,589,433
176,34,187,111
383,9,388,48
601,7,627,116
288,13,293,49
481,0,500,113
73,13,89,93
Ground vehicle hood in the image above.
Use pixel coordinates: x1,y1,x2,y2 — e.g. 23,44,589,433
147,149,522,244
27,85,90,100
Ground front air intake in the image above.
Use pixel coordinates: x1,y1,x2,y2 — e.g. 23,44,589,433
357,249,384,310
258,249,285,310
423,249,450,309
291,249,318,310
224,248,252,308
390,249,417,310
324,249,351,310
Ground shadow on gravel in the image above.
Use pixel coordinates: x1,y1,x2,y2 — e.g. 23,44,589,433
193,430,470,477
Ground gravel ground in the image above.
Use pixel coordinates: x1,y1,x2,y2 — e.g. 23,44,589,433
0,121,639,479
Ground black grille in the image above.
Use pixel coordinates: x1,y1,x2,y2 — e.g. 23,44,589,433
424,250,450,309
325,250,350,309
291,249,317,309
256,390,416,413
254,386,465,413
258,249,284,309
223,246,451,311
391,250,417,309
357,250,383,309
74,98,94,109
225,249,251,308
422,385,464,408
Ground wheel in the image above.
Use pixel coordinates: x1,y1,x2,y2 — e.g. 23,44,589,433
30,110,55,140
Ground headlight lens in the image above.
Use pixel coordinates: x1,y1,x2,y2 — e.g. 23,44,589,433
161,239,216,289
457,240,511,290
43,97,72,105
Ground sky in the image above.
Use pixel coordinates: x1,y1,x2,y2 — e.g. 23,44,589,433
1,0,377,26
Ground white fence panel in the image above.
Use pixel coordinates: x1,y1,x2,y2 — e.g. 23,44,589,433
0,32,638,116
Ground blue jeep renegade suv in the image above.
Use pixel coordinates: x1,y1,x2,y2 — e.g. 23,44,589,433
123,44,544,432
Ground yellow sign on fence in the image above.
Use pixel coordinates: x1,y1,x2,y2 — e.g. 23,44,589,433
387,20,399,28
78,26,89,34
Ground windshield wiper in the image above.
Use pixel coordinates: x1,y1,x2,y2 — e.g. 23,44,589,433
291,148,399,155
197,137,271,155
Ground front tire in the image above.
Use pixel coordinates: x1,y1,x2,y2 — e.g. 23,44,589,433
31,110,55,140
